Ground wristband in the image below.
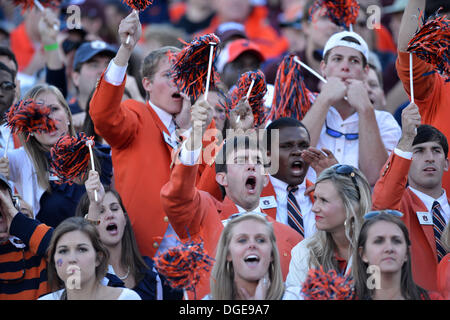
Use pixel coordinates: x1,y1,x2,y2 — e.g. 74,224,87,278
44,42,59,52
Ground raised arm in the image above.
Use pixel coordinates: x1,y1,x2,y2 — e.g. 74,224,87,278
397,0,426,52
372,103,421,210
161,98,214,239
89,11,142,149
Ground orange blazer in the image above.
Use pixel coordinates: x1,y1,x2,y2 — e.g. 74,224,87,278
90,73,220,258
160,162,302,299
372,152,444,291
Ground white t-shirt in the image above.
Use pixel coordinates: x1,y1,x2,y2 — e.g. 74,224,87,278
38,288,141,300
306,106,401,183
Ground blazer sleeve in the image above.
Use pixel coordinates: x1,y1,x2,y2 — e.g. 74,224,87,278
160,162,207,239
89,73,140,150
372,152,410,211
396,51,437,103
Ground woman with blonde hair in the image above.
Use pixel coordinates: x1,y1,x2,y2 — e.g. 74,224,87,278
208,213,298,300
286,164,372,294
0,84,112,227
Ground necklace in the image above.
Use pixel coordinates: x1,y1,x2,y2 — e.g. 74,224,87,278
117,266,130,280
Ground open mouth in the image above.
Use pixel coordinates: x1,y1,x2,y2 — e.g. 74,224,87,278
290,160,304,175
245,176,257,194
244,254,260,267
106,223,118,235
423,167,436,173
171,92,181,99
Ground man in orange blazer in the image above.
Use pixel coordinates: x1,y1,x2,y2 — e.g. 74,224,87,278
372,103,449,291
89,12,219,258
160,104,302,299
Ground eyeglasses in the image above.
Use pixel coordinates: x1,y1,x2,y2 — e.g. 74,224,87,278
363,209,404,220
0,249,26,283
325,121,359,140
333,164,360,199
0,81,16,91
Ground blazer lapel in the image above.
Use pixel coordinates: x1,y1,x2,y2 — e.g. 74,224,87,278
409,189,437,255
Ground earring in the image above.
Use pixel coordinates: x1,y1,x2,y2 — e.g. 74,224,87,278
226,261,233,274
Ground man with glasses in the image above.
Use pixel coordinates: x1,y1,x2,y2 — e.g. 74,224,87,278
301,31,401,187
373,102,448,292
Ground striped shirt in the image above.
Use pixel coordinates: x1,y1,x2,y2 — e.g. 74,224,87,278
0,213,53,299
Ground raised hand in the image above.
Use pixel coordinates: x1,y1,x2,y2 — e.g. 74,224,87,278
118,10,142,50
397,103,421,152
230,98,254,132
84,170,105,205
0,157,9,180
301,147,338,177
38,8,60,46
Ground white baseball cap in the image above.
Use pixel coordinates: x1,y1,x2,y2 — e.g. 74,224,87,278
323,31,369,62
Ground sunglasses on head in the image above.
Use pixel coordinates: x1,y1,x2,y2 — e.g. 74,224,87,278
363,209,404,220
0,81,15,91
325,121,359,140
333,164,360,199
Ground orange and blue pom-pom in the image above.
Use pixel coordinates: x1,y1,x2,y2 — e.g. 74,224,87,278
228,70,267,127
121,0,153,11
407,9,450,82
310,0,360,29
301,266,355,300
50,132,94,185
13,0,60,11
170,33,221,101
5,99,57,140
265,54,312,122
153,239,214,299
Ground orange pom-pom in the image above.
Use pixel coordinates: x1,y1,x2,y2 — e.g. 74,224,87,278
301,266,355,300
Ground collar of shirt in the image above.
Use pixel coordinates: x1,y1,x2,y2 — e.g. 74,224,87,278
148,100,175,134
235,204,263,214
327,106,359,128
269,175,306,197
408,186,450,222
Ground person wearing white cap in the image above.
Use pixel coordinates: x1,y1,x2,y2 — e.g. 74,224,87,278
301,30,401,187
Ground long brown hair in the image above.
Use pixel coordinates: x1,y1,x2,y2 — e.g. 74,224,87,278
75,187,149,284
46,217,110,292
352,212,429,300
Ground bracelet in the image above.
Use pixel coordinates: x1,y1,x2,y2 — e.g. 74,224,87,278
44,42,59,52
84,214,100,225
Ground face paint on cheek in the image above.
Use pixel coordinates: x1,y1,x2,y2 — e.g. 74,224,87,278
56,259,63,267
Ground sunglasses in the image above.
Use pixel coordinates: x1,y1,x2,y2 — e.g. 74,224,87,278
0,81,16,91
363,209,404,220
325,121,359,140
333,164,360,199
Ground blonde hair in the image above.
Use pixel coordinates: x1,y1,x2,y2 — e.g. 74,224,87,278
210,213,285,300
20,84,76,191
306,165,372,272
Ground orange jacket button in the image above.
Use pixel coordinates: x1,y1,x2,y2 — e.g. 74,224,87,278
164,216,169,223
153,241,159,249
